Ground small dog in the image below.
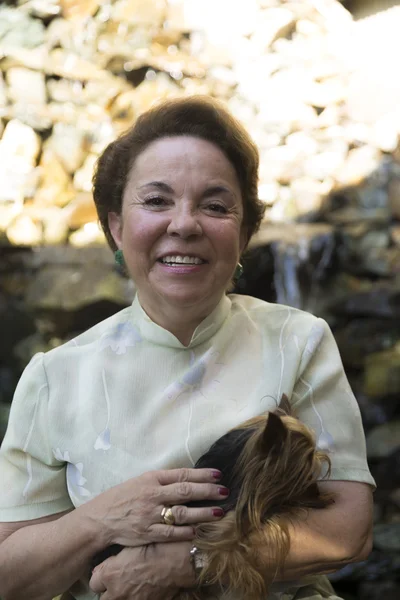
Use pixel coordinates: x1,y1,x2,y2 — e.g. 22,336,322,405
90,396,334,599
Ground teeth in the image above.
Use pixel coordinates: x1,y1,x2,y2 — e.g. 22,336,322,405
161,255,203,265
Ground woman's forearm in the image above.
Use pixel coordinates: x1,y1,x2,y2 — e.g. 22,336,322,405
0,507,107,600
258,481,373,582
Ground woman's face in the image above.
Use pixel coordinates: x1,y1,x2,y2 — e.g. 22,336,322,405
109,136,246,319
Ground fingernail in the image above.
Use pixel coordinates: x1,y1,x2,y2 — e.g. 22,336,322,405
218,487,229,497
212,508,224,517
212,470,222,480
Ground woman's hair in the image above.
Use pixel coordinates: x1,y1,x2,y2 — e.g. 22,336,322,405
92,96,266,250
185,398,334,600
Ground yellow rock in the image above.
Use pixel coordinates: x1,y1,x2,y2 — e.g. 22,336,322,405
60,0,101,20
69,222,106,247
34,148,75,207
64,192,98,229
111,0,166,26
7,214,42,246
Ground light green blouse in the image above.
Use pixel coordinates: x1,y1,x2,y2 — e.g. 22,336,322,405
0,294,375,599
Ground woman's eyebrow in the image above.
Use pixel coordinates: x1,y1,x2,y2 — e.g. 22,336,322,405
203,186,236,199
139,181,174,193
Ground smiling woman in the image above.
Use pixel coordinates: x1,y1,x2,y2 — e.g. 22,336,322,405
107,135,246,343
0,97,374,600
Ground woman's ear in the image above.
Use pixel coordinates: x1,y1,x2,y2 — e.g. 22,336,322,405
108,212,123,248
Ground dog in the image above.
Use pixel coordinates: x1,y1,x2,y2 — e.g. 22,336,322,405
86,395,334,600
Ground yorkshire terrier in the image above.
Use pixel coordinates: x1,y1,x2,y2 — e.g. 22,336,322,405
86,395,334,600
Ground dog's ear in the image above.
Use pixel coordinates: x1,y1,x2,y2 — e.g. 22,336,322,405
279,393,292,415
258,412,288,456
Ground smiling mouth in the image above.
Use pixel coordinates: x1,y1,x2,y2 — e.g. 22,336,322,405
158,255,207,266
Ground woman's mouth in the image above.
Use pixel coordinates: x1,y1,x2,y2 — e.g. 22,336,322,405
158,255,207,266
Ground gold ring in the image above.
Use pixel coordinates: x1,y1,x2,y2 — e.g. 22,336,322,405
161,506,175,526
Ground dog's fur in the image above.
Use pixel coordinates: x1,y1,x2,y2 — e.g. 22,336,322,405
88,396,334,600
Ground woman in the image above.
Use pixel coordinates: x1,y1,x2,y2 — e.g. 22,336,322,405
0,97,375,600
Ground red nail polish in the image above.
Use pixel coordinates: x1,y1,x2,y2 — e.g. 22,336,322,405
212,470,222,480
212,508,224,517
218,487,229,496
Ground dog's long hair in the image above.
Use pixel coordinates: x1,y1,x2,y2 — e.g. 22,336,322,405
90,397,334,600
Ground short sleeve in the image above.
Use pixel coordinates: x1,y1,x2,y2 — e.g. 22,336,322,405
0,353,74,521
292,318,376,488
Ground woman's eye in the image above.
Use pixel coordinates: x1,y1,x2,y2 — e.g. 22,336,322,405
206,203,228,214
143,197,168,207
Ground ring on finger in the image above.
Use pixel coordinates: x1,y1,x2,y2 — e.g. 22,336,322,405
161,506,176,526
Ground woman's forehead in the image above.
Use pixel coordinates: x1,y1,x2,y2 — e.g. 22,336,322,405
127,136,240,189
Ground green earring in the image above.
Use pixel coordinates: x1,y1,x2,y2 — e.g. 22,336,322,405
114,249,125,267
234,262,244,281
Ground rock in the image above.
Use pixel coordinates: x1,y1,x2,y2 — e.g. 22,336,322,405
0,120,41,206
6,68,47,105
6,215,42,246
335,146,382,188
34,147,75,207
330,280,400,319
392,226,400,247
25,260,134,312
364,347,400,399
47,123,87,174
73,154,98,192
370,115,400,153
335,319,400,370
259,145,304,184
290,177,331,216
304,149,347,181
111,0,166,26
42,209,70,245
0,72,7,107
367,420,400,459
388,178,400,219
374,523,400,552
304,77,347,108
0,7,45,49
251,8,297,51
64,192,98,229
69,222,106,247
285,132,319,156
60,0,101,20
258,182,280,206
22,0,61,20
358,581,400,600
257,100,318,137
4,102,54,132
336,224,393,277
45,49,108,81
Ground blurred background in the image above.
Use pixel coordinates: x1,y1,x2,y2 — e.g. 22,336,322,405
0,1,399,597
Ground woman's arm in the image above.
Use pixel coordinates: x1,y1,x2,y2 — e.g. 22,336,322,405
0,468,225,600
0,507,107,600
258,481,373,581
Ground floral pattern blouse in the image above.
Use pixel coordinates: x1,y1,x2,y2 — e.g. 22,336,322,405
0,294,375,599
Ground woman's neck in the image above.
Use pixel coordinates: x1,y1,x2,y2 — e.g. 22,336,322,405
137,293,220,347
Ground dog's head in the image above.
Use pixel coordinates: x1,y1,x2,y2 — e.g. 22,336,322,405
189,396,334,598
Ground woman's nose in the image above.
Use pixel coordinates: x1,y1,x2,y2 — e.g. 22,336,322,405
167,207,203,239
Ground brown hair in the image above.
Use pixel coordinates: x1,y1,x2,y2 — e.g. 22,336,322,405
92,96,266,250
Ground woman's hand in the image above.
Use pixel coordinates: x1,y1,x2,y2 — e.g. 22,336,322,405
89,541,195,600
86,467,227,547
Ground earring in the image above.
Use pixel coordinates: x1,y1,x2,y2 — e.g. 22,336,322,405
234,262,244,281
114,249,125,267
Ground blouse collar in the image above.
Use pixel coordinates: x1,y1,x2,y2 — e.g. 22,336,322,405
131,294,231,349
